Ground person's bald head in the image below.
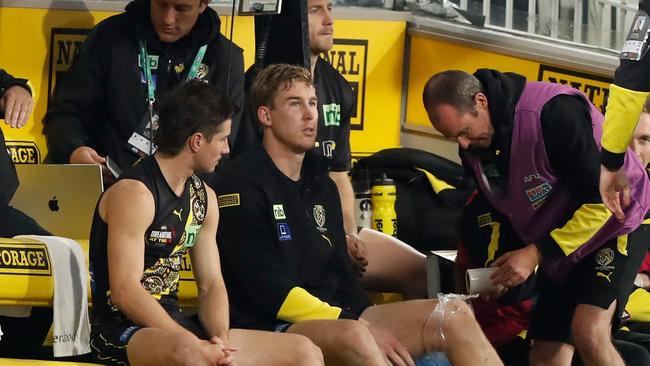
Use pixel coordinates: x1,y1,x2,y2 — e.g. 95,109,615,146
422,70,484,124
422,70,494,151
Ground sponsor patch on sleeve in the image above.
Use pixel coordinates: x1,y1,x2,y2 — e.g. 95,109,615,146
217,193,240,208
277,223,292,241
477,213,492,228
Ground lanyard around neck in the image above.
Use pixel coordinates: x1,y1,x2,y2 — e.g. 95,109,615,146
137,38,208,105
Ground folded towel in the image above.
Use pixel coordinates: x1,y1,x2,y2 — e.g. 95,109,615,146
15,235,90,357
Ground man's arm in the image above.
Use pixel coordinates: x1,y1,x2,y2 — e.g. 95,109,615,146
327,85,368,273
329,171,368,274
43,29,105,164
600,5,650,218
190,186,230,340
0,69,33,128
325,180,374,308
329,172,356,234
104,179,194,336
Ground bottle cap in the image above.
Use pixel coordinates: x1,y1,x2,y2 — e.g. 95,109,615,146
373,173,394,186
352,166,371,192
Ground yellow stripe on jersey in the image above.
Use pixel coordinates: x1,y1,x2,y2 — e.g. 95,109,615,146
617,234,628,256
277,287,342,322
550,203,612,256
602,84,649,154
484,222,501,266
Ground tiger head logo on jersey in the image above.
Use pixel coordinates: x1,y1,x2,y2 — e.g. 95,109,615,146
313,205,326,230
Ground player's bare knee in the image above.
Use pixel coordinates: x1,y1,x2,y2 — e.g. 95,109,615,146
429,298,480,341
337,320,380,361
443,299,476,325
169,336,201,366
285,334,324,366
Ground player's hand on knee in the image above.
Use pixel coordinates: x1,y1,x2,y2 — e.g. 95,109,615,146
346,233,368,275
367,323,415,366
197,339,229,366
208,336,237,365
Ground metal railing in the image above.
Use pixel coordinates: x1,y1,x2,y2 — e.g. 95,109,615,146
450,0,639,50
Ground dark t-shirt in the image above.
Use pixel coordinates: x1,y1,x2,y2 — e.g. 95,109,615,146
312,57,355,172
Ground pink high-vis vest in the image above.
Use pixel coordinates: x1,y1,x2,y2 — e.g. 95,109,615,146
463,82,650,280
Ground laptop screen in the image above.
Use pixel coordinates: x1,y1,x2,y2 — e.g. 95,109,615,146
10,164,103,240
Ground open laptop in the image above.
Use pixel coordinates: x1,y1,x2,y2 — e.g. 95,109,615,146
10,164,104,240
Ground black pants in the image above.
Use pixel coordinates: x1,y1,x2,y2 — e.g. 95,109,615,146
0,205,52,359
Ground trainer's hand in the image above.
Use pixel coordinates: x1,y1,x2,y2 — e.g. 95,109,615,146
70,146,106,165
367,323,415,366
490,244,540,289
600,165,630,222
346,233,368,276
1,85,33,128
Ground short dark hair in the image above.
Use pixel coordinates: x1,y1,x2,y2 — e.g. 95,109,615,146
250,64,313,118
422,70,484,123
644,95,650,114
154,80,236,156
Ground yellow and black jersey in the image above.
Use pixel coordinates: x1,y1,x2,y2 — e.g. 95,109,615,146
89,156,207,320
602,1,650,170
211,142,372,331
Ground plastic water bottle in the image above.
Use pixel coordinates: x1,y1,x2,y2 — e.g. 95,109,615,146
371,173,397,237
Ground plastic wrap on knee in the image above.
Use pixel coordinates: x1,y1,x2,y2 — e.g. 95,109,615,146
421,293,477,354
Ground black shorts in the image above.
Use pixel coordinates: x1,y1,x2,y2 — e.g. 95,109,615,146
529,224,650,343
90,310,207,365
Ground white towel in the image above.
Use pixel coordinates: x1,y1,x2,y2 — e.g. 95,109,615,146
15,235,91,357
